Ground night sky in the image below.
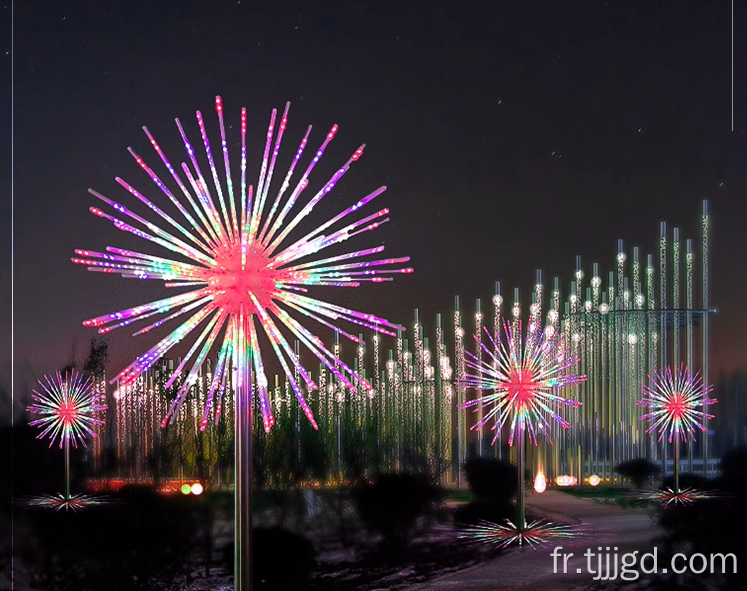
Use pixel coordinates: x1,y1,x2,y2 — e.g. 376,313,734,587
2,0,745,394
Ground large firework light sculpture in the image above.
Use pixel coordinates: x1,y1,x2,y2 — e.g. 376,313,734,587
73,96,411,590
637,364,716,502
26,371,107,509
461,317,585,546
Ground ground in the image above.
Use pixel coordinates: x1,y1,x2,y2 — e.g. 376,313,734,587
2,489,675,591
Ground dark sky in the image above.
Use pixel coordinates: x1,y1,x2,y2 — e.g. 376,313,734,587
1,0,745,391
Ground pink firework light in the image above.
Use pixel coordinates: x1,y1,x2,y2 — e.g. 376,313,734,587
462,319,586,446
27,371,107,449
72,96,411,434
458,518,588,549
637,364,716,443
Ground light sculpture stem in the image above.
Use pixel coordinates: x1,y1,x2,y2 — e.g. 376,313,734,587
64,435,70,501
235,343,253,591
517,422,525,530
674,435,680,493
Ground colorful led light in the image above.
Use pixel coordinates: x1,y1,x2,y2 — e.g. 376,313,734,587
458,519,586,549
74,96,410,433
27,371,107,449
23,493,108,512
462,319,586,446
639,487,723,506
637,364,716,443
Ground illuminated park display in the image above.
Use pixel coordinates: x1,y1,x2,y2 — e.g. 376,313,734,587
25,371,107,510
87,201,714,495
638,364,716,504
459,315,586,545
74,96,411,590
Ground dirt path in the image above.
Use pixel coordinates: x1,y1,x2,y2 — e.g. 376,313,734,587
407,490,659,591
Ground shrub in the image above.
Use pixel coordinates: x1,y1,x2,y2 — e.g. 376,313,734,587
719,447,747,491
462,457,517,501
614,458,660,488
24,485,198,591
354,472,441,552
222,527,316,590
454,458,518,526
654,449,747,590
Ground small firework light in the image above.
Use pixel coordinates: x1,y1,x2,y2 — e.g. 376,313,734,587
638,364,716,493
74,96,410,591
26,371,107,507
462,316,585,537
27,371,106,450
24,493,108,512
463,320,585,447
534,473,547,493
458,519,585,550
640,487,723,507
638,365,716,443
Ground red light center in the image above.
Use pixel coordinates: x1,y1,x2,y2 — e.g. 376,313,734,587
507,368,536,410
57,401,77,426
666,393,687,420
202,243,292,313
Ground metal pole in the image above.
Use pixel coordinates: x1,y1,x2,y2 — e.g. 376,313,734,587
674,434,680,492
517,423,525,530
235,317,253,591
64,435,70,501
494,282,502,460
686,239,694,472
659,223,668,480
453,296,465,484
702,200,710,477
475,298,483,456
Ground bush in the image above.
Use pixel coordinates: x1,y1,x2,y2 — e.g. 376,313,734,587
654,449,747,590
453,457,518,526
614,458,660,489
354,472,441,552
23,485,198,591
222,527,316,590
462,457,517,501
719,447,747,491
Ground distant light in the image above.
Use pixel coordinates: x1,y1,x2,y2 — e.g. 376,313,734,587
589,475,601,487
181,484,192,495
534,473,547,494
556,475,577,487
191,482,204,495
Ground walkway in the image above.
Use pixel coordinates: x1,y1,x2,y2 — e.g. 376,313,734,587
409,490,660,591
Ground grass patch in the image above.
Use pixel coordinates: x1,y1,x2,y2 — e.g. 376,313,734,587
557,485,642,508
442,489,473,503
